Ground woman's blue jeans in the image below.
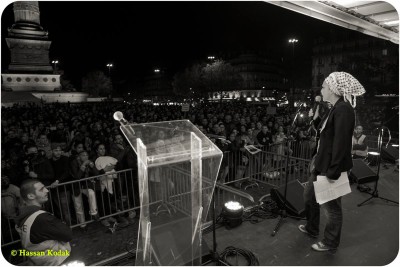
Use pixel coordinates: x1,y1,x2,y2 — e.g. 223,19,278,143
303,173,343,248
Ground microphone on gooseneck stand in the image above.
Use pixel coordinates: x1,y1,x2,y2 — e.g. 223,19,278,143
291,102,304,128
113,111,129,125
113,111,136,138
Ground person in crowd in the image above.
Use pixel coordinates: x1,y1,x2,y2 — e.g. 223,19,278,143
239,124,247,137
256,125,273,149
1,176,22,219
20,132,36,149
36,133,53,159
224,115,236,134
91,122,107,146
14,179,72,266
351,125,368,159
299,72,365,251
31,122,49,142
273,126,288,155
219,123,227,138
212,123,222,136
267,121,275,135
93,143,123,227
4,129,22,157
50,144,72,225
273,122,280,136
69,150,102,230
48,121,70,149
253,122,262,140
201,118,209,132
2,148,25,187
246,128,257,146
69,141,85,159
109,134,127,166
22,144,55,187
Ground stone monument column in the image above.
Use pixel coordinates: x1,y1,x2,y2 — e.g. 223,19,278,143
2,1,60,92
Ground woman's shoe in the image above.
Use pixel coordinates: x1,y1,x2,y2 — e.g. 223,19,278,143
311,241,337,252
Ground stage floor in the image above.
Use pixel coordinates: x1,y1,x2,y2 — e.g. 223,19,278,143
67,163,399,266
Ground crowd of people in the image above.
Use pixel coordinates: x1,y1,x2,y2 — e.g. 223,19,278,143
0,98,388,234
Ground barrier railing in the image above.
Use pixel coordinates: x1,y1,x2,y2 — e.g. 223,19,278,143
220,142,312,189
7,135,388,248
2,138,346,248
1,166,256,248
1,169,138,248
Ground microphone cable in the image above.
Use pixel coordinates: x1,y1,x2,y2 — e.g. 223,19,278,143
220,246,259,266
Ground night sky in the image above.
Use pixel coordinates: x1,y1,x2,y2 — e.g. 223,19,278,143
1,1,360,88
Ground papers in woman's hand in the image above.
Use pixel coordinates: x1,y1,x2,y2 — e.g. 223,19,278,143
313,172,351,204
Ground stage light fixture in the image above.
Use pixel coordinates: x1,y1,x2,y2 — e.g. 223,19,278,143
222,201,244,229
367,151,380,166
62,260,85,266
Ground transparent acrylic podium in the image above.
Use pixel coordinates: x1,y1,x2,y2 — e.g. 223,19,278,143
117,117,223,266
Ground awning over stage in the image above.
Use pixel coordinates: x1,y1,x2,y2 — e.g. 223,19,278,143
270,1,399,44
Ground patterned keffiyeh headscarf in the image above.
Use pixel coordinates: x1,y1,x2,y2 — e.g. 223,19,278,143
324,72,366,108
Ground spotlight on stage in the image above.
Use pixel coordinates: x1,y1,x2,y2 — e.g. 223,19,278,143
222,201,243,229
62,260,85,266
368,151,380,166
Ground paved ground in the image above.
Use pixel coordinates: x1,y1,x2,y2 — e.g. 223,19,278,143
55,163,399,265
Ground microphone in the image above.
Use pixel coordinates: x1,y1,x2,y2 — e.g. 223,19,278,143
113,111,136,148
113,111,128,125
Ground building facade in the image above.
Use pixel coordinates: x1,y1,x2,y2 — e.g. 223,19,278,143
311,31,399,95
208,51,288,101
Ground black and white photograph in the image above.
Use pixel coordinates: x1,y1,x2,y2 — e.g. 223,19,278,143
1,1,399,266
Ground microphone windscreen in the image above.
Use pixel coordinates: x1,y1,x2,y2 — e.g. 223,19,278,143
113,111,124,122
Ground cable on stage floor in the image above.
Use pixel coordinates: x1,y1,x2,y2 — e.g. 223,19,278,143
220,246,259,266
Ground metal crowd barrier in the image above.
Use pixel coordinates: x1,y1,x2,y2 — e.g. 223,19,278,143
1,169,138,248
1,166,256,248
220,142,313,188
159,164,256,221
1,139,325,248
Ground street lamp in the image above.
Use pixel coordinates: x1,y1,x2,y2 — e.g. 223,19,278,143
106,63,113,75
288,38,298,57
288,38,298,111
52,60,59,73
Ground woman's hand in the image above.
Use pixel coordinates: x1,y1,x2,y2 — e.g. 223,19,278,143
103,164,115,172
